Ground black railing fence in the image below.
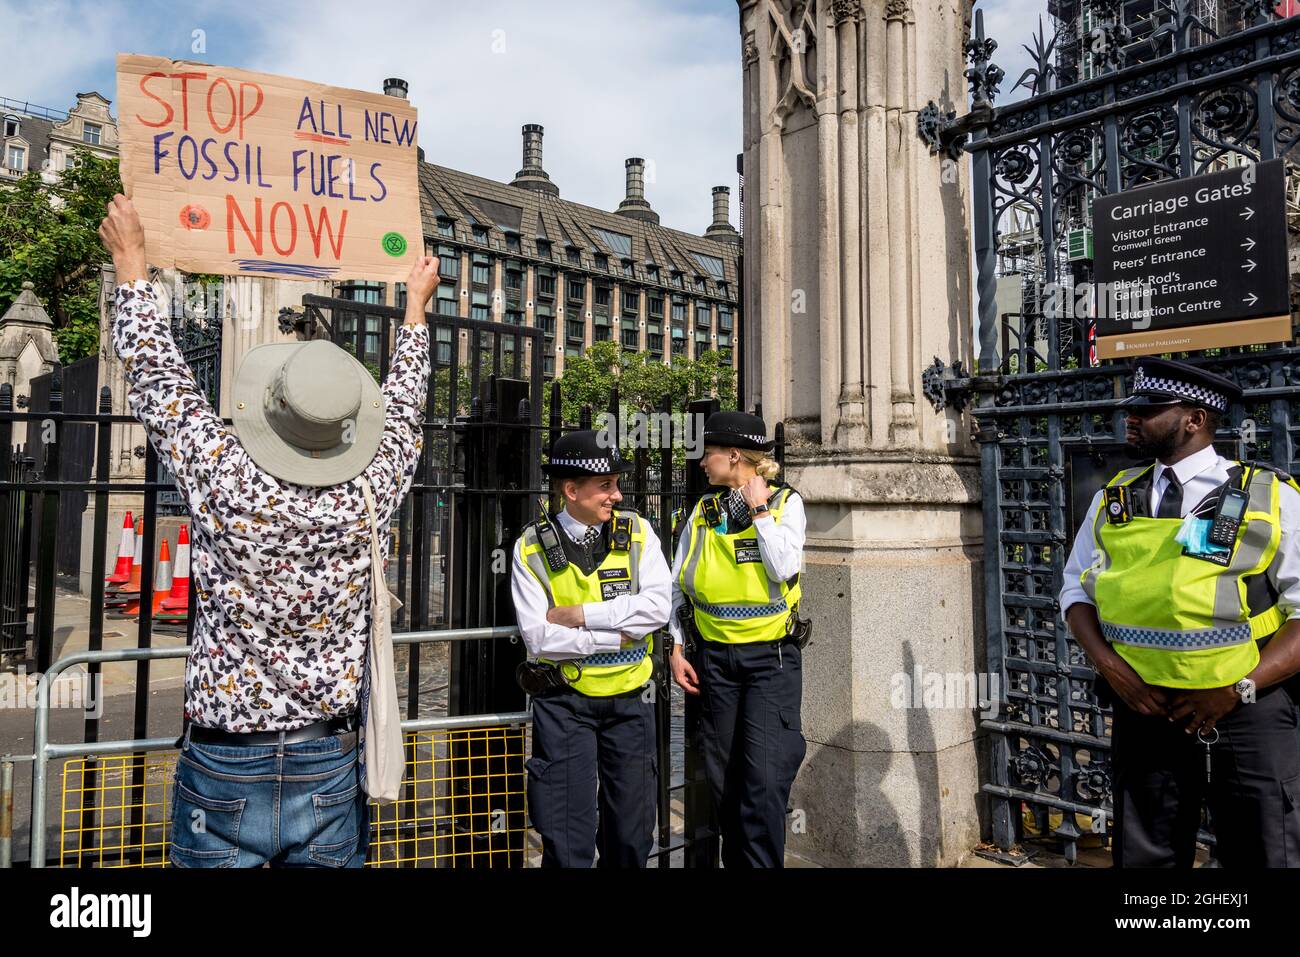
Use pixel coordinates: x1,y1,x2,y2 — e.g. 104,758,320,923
1,291,778,867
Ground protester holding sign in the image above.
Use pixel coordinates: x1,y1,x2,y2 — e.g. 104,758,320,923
99,193,438,867
116,54,422,283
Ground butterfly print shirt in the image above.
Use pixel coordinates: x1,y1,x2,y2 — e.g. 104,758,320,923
112,280,430,731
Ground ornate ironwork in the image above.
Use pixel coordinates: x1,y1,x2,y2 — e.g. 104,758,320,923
1086,0,1131,74
920,7,1300,862
1013,18,1060,98
966,9,1006,112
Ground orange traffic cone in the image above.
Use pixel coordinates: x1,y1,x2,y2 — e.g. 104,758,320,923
123,537,172,618
106,519,144,613
105,511,135,585
157,524,190,619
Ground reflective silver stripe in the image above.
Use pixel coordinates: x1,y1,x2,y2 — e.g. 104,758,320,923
682,507,706,599
1100,619,1253,650
763,489,791,602
624,513,642,594
1082,466,1152,601
520,527,556,608
1213,469,1276,623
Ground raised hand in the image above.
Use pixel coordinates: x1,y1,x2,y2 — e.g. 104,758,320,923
98,194,147,284
404,255,441,312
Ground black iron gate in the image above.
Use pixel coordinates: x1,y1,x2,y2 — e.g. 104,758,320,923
924,5,1300,860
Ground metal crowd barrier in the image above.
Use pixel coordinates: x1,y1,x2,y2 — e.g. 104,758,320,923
27,627,532,868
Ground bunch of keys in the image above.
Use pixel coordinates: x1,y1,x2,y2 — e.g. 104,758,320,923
1197,726,1220,783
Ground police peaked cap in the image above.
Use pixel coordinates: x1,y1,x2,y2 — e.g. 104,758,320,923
1119,357,1242,413
542,429,634,478
702,411,774,452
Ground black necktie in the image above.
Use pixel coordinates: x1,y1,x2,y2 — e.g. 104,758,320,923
1157,470,1183,519
576,524,601,548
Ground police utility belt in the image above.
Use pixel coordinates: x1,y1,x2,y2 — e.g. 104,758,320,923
678,495,813,653
515,512,637,697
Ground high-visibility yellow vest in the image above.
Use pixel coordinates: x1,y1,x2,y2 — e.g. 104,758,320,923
1080,462,1290,689
518,509,653,697
678,484,802,644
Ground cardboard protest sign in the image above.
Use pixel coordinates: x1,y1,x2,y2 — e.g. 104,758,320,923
116,54,421,282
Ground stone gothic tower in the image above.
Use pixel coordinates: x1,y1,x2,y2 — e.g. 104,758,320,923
737,0,982,866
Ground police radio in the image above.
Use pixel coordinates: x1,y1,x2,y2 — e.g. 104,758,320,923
1104,486,1132,525
1208,486,1249,548
534,502,569,572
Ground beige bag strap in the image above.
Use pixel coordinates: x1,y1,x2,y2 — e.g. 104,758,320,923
359,476,405,802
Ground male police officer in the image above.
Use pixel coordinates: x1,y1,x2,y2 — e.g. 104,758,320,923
510,430,671,867
1061,357,1300,867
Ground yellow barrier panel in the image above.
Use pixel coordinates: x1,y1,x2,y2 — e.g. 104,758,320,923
59,725,537,868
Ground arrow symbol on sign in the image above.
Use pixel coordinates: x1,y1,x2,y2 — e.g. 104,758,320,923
1240,207,1255,220
1244,293,1259,306
1241,237,1257,251
1243,259,1257,272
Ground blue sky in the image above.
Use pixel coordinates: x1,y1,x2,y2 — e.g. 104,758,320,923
1,0,1050,231
0,0,742,234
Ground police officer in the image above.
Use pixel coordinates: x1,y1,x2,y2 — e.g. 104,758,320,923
669,411,808,868
510,430,671,868
1061,357,1300,867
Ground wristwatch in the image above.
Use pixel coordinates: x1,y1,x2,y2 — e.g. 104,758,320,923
750,502,770,517
1233,677,1256,704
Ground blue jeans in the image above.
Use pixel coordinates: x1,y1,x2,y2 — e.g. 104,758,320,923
169,728,367,868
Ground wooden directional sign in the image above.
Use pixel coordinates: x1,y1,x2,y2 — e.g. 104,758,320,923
1094,159,1291,359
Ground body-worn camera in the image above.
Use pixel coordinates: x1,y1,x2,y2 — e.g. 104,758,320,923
1104,486,1132,525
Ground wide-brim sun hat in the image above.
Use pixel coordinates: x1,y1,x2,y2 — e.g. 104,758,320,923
231,339,385,488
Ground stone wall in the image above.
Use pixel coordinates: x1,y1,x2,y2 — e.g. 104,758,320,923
738,0,984,865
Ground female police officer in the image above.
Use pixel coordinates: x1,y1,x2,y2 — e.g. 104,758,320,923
669,411,808,868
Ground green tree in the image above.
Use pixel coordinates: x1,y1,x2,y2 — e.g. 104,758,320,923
0,150,123,364
555,341,737,425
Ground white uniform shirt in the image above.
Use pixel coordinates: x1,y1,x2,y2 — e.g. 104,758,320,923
668,490,807,646
511,507,672,661
1059,444,1300,619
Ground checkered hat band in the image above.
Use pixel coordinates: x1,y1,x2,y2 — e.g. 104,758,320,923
549,456,621,471
1132,369,1229,412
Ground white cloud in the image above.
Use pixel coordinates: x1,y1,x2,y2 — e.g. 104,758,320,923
259,0,742,236
1,0,742,236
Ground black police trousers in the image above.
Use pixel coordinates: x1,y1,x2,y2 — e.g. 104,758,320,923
696,637,806,868
1111,682,1300,867
526,687,656,868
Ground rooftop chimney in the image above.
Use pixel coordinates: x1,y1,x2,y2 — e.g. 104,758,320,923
382,78,409,99
511,124,559,197
616,157,659,225
704,185,739,243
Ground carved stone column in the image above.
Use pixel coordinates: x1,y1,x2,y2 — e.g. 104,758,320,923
738,0,982,866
